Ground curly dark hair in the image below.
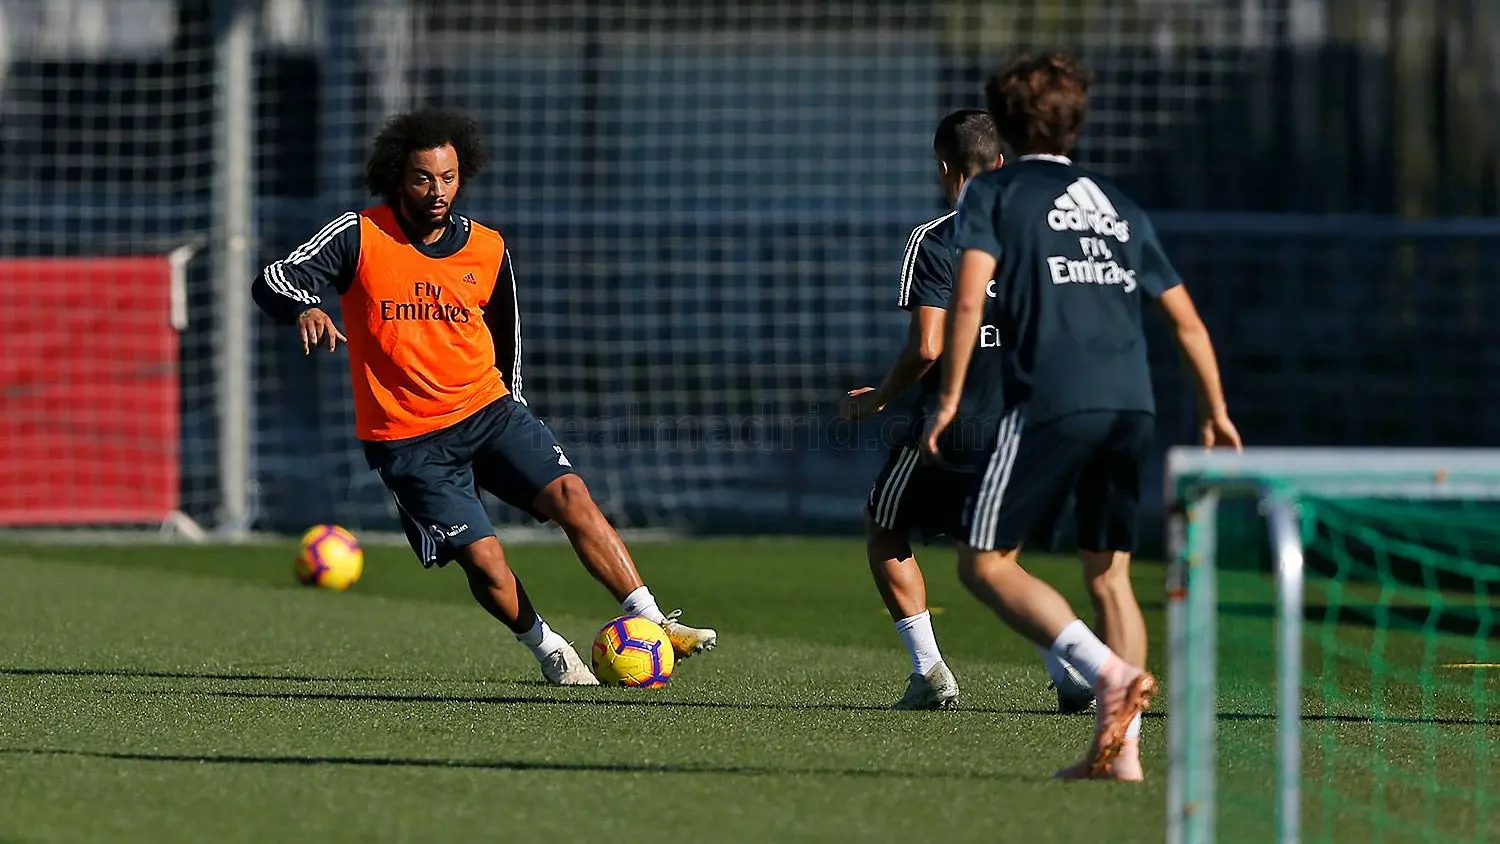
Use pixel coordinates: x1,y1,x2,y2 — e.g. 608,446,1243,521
984,52,1094,157
365,107,489,202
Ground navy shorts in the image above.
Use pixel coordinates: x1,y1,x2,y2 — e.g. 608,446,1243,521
960,410,1153,553
866,445,973,543
362,396,575,567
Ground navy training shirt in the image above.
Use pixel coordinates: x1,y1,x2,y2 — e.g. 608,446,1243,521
952,155,1183,425
882,210,1002,467
891,211,956,425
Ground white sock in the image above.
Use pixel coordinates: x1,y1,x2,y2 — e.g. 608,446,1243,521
1048,619,1116,688
516,614,569,662
621,585,668,625
1126,712,1142,740
1036,645,1080,687
894,610,944,676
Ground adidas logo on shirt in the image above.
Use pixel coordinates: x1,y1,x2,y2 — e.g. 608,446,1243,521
1047,177,1131,243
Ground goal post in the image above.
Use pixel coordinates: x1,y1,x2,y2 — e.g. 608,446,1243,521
1165,447,1500,844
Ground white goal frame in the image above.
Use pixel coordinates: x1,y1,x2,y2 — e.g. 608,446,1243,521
1163,447,1500,844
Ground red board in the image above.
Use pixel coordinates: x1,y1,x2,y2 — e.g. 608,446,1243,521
0,257,181,525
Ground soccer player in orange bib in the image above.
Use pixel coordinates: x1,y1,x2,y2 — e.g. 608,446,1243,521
252,108,716,685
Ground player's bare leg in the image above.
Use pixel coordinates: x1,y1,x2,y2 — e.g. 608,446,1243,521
1074,549,1148,778
455,536,597,685
533,475,717,659
866,513,959,709
1080,550,1147,668
533,475,643,599
954,543,1156,778
868,514,928,620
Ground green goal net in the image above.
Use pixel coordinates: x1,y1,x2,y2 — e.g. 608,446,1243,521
1166,448,1499,844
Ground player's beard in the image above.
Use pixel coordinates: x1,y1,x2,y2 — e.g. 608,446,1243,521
399,191,454,236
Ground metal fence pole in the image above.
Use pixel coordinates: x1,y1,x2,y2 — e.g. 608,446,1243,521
1266,496,1306,844
213,0,255,538
1167,501,1189,844
1168,488,1220,844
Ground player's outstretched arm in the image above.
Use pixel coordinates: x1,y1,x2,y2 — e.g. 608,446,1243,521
843,306,945,420
251,211,360,354
923,249,995,460
1156,285,1242,451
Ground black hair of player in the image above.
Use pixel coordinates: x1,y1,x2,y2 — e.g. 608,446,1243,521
365,107,489,203
933,109,1000,175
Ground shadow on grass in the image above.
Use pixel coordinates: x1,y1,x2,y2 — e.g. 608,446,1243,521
0,746,1032,782
14,665,1176,720
127,687,1026,714
999,707,1164,720
1217,711,1496,727
0,667,391,684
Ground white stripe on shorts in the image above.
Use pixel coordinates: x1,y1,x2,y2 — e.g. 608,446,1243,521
969,408,1025,549
387,489,438,564
872,446,920,530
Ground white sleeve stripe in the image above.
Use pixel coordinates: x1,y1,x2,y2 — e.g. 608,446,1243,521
276,264,317,305
262,263,317,305
260,212,358,306
288,212,359,266
897,220,938,307
506,249,525,404
278,263,318,305
895,226,923,307
897,212,956,308
289,212,358,260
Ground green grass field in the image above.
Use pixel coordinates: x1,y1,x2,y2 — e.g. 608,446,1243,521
0,537,1493,843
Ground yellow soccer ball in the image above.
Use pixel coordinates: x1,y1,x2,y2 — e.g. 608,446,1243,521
294,525,364,591
592,615,675,688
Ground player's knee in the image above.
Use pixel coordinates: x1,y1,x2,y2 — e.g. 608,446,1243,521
864,512,911,564
956,550,988,595
457,538,510,585
956,546,1019,595
537,474,599,528
1082,550,1133,601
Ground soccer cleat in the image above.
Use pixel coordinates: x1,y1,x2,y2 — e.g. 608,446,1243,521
1055,664,1157,779
540,642,600,686
1051,661,1098,715
891,661,961,711
661,609,717,660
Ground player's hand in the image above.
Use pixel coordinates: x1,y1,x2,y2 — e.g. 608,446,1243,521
841,387,884,421
297,308,347,355
1201,408,1243,452
921,402,957,465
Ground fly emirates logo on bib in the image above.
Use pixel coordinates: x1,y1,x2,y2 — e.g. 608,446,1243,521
379,280,474,323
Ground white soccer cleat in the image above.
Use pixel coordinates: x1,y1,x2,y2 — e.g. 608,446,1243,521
661,609,717,660
1052,660,1098,715
892,661,961,710
540,642,600,686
